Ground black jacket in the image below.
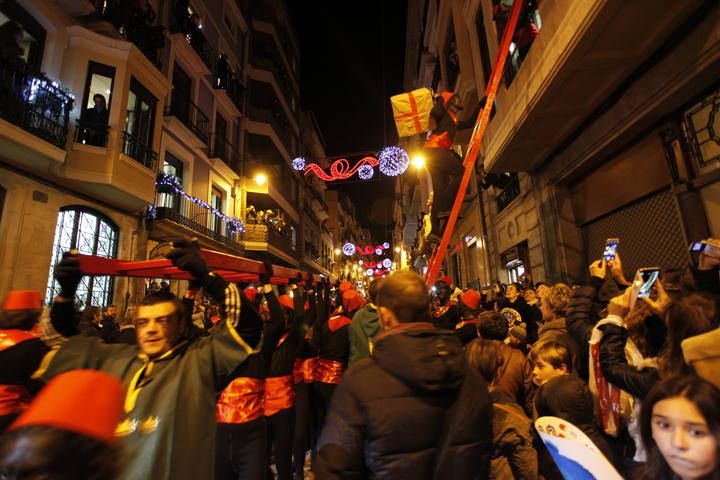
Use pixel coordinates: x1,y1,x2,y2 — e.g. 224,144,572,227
599,323,660,399
315,323,492,479
535,374,617,471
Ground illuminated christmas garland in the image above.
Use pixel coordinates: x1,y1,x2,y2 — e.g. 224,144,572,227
296,147,410,181
155,173,245,232
343,242,391,256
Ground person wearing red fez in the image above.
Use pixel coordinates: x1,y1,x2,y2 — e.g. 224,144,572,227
215,261,285,480
432,276,461,331
0,290,49,432
266,280,311,480
312,287,364,439
0,370,123,479
41,239,263,480
455,289,482,345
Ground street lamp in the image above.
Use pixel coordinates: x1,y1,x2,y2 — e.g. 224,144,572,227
412,154,426,169
394,246,401,253
334,248,341,255
254,172,267,186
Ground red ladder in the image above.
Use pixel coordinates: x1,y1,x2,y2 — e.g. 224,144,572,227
425,0,525,287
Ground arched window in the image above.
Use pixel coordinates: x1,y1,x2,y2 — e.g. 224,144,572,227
45,206,119,306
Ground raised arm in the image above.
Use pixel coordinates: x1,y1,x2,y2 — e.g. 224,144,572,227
49,252,83,337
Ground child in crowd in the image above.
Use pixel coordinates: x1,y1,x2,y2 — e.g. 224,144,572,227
530,340,618,474
640,376,720,480
467,338,538,480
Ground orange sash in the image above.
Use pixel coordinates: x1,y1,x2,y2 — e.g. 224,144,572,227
264,376,294,416
303,357,318,383
328,315,352,333
0,329,37,352
424,132,453,150
216,377,265,424
0,385,31,416
292,358,304,384
314,358,345,385
455,319,478,330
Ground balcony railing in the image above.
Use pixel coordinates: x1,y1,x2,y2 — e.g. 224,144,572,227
92,0,165,67
214,67,245,113
165,99,209,144
0,63,74,149
152,191,244,252
244,223,295,256
210,135,242,168
74,119,109,147
122,131,159,171
496,174,521,213
247,104,293,153
251,51,296,109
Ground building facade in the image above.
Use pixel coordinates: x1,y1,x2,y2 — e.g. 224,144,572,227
397,0,720,288
0,0,336,310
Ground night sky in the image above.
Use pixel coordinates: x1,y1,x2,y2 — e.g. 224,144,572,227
286,1,408,241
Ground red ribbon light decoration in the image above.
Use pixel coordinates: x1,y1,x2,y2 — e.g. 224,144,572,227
304,157,379,182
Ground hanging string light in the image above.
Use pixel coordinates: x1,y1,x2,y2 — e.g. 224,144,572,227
156,173,245,232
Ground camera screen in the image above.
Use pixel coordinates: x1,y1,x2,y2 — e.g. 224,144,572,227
602,240,619,261
637,269,660,299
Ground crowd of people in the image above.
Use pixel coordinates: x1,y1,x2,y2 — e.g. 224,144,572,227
0,237,718,479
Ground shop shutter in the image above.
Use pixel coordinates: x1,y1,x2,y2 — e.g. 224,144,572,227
582,189,688,276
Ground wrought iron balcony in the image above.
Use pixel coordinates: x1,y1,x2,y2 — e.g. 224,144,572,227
215,72,245,113
210,135,242,169
151,189,244,252
165,99,209,145
91,0,165,67
122,131,159,171
0,63,74,149
243,222,295,257
495,174,521,213
74,119,109,147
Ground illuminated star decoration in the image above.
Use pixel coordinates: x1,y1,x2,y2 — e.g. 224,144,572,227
377,146,410,176
292,156,306,171
302,147,409,182
156,173,245,232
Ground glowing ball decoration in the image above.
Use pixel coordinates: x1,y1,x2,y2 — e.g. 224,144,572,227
378,146,410,177
383,242,390,249
375,248,383,255
292,156,306,171
358,164,374,180
366,269,374,276
382,258,392,269
342,242,356,256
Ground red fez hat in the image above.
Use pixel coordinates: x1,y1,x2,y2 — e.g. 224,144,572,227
460,289,482,311
2,290,41,310
339,281,353,294
278,294,294,310
11,370,123,444
244,287,258,303
436,276,452,287
342,289,365,313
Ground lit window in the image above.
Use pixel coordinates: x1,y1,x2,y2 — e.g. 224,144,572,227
45,207,118,306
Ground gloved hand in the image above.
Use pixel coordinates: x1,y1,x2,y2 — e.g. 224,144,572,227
259,260,274,285
166,238,208,280
54,251,83,299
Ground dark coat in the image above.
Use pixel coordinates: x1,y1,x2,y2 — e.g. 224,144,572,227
599,323,659,399
494,342,534,415
489,390,537,480
535,374,617,472
315,323,492,479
